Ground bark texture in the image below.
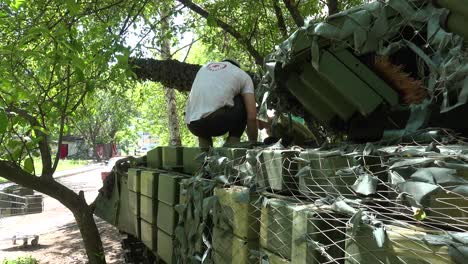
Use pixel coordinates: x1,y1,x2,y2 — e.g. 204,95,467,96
130,58,257,92
282,0,305,27
161,7,182,147
131,58,200,92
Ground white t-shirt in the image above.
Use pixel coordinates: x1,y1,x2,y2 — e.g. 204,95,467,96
184,62,254,124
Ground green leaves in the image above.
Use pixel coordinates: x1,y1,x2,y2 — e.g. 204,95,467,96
23,157,34,174
0,109,7,134
206,15,217,27
11,0,26,10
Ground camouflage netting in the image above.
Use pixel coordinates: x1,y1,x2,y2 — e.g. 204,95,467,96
172,1,468,263
257,0,468,135
175,133,468,263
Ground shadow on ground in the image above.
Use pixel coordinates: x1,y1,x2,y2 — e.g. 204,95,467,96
0,217,124,264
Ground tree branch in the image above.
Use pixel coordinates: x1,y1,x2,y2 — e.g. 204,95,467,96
271,0,288,38
176,0,264,65
327,0,339,16
130,58,258,90
7,107,54,179
282,0,305,27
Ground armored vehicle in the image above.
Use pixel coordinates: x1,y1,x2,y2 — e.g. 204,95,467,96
95,0,468,263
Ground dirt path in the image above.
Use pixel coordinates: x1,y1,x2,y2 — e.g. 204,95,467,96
0,168,125,263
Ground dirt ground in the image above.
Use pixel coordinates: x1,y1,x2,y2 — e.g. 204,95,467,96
0,168,125,263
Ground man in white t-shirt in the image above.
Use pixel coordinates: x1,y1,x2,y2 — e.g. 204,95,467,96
185,59,258,147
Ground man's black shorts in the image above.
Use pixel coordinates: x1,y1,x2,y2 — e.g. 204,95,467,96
187,95,247,139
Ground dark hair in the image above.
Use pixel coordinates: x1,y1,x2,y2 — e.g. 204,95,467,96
222,59,240,68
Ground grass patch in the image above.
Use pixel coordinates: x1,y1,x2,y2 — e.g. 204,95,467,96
2,256,38,264
0,159,90,183
33,158,89,174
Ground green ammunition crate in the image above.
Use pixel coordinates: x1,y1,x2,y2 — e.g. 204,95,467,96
345,224,453,264
157,201,178,235
182,147,205,174
262,249,291,264
140,219,157,252
128,190,139,216
212,227,259,264
140,170,159,198
140,195,157,224
117,176,140,238
213,186,260,240
260,198,300,259
217,147,248,165
128,168,141,193
157,230,176,264
162,146,183,170
298,150,358,199
158,173,184,205
291,205,347,263
258,150,299,191
147,147,162,169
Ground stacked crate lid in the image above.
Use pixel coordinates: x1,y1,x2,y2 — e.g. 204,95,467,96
157,172,186,264
139,169,159,253
127,168,142,238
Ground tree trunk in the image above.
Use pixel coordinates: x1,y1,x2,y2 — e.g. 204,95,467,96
0,161,107,264
161,6,182,147
73,203,106,264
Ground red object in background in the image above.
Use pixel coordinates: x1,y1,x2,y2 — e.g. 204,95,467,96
60,144,68,159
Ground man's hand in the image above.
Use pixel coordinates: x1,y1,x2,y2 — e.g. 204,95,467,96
242,93,258,142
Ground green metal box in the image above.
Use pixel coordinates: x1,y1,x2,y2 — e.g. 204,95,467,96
157,201,178,235
182,147,205,174
147,147,162,169
162,146,183,170
260,198,309,260
157,230,176,264
217,147,248,165
212,227,259,264
344,224,453,264
213,186,260,240
140,195,157,224
298,150,358,199
140,219,157,252
128,168,141,193
291,205,347,264
258,150,299,191
140,170,159,198
128,190,139,216
117,176,140,238
158,173,184,205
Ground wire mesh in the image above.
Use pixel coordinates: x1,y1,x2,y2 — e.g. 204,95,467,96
175,134,468,264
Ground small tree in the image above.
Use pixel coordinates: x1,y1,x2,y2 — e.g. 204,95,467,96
0,1,148,263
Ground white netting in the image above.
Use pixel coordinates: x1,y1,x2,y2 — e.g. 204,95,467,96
175,135,468,263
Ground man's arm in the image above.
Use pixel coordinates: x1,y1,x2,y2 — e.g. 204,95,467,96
242,93,258,142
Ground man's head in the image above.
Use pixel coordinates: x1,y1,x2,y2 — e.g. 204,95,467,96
222,59,240,68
